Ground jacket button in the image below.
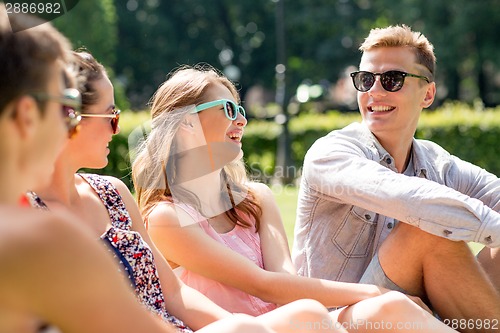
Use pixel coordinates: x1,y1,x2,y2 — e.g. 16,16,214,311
364,214,371,220
387,222,393,229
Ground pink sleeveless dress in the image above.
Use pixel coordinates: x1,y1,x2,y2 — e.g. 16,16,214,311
167,203,278,316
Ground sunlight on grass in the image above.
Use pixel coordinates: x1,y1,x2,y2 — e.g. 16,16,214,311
271,184,299,248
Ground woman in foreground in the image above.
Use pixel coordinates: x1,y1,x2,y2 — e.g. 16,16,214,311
0,8,184,333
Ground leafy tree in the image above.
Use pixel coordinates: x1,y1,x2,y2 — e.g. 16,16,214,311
110,0,500,183
51,0,128,109
365,0,500,105
52,0,117,67
114,0,276,108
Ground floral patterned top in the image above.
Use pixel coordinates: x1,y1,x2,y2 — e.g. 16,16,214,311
27,174,193,333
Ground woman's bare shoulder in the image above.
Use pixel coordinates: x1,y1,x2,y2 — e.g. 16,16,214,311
0,207,95,265
148,201,200,228
0,207,65,245
0,208,92,301
246,181,275,201
102,175,129,193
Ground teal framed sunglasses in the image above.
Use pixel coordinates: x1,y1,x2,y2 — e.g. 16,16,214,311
193,99,246,120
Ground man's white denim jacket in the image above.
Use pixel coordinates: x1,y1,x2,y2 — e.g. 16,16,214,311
292,122,500,283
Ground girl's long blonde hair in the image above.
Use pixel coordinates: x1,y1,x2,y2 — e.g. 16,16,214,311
132,64,262,230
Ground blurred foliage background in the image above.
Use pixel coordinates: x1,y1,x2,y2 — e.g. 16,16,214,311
51,0,500,187
54,0,500,109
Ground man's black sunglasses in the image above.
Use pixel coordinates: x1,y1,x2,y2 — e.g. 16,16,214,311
350,70,430,92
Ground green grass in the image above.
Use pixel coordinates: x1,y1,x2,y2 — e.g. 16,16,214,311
270,184,299,248
271,185,485,255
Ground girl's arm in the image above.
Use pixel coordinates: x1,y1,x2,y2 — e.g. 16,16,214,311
248,182,296,275
107,177,231,331
252,182,388,306
144,181,386,308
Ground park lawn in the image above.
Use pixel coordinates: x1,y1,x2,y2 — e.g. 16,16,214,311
270,184,299,248
271,185,484,255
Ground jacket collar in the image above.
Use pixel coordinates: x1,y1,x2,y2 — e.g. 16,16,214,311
359,122,428,177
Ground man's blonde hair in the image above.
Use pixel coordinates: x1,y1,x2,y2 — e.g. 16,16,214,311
360,25,436,82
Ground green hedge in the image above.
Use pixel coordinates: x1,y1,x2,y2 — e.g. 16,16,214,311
87,103,500,190
245,103,500,181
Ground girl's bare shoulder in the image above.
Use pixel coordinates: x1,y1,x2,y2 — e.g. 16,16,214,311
246,181,275,201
